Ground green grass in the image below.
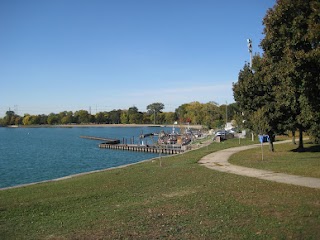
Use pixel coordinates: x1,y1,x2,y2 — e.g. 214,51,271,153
229,141,320,178
1,138,320,239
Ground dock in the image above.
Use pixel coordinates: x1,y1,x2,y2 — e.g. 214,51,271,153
139,133,154,138
81,135,189,154
99,143,185,154
80,136,120,144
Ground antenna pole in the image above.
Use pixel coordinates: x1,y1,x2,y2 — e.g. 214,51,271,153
247,39,252,69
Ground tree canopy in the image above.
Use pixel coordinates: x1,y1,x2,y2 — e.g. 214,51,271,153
0,101,240,129
146,102,165,124
233,0,320,149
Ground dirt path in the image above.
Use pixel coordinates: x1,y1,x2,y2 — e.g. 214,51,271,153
199,141,320,189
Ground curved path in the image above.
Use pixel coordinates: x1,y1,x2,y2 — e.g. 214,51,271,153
199,141,320,189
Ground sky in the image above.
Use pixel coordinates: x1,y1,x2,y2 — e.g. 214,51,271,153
0,0,276,117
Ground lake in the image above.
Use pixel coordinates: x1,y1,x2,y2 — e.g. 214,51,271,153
0,126,172,189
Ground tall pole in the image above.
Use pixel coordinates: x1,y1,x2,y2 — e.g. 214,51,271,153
247,39,252,69
226,101,228,128
247,39,254,141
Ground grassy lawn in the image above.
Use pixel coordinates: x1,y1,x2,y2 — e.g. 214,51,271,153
229,141,320,178
1,138,320,239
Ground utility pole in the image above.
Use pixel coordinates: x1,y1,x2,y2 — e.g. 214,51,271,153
247,38,252,69
225,101,228,129
247,39,254,141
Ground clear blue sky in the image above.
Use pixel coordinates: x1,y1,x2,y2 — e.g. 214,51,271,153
0,0,276,117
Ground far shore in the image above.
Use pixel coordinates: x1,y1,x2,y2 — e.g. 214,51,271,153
5,123,203,129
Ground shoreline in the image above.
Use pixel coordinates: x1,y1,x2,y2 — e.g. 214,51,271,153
0,136,212,191
1,124,206,190
5,123,203,129
0,154,173,191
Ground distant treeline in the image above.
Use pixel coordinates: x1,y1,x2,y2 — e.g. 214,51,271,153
0,101,240,129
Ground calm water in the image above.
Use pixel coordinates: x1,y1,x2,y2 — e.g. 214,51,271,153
0,126,170,188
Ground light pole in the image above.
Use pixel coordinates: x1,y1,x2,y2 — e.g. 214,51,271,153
247,39,252,69
247,39,254,141
225,101,228,129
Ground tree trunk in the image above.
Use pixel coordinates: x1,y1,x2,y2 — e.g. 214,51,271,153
297,127,304,151
292,130,296,144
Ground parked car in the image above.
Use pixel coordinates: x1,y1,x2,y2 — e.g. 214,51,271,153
214,130,234,140
228,128,237,134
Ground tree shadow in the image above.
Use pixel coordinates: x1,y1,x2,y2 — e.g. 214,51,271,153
291,144,320,153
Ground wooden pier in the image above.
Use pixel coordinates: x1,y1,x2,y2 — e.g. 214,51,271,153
81,135,188,154
80,136,120,144
139,133,154,138
99,144,184,154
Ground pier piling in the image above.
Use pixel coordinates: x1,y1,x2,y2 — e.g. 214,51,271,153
99,144,184,154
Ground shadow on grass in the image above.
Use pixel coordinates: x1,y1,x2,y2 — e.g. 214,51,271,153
291,144,320,153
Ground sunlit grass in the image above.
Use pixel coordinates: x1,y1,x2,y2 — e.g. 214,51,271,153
1,138,320,239
229,141,320,178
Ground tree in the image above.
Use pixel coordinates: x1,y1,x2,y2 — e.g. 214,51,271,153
164,112,176,124
146,102,164,124
234,0,320,150
109,110,121,124
226,103,240,122
233,56,283,150
185,102,203,125
95,112,106,124
157,112,166,124
261,0,320,149
203,102,222,129
174,101,223,128
175,103,189,123
127,106,143,124
38,114,48,125
47,113,59,125
120,111,129,124
2,113,21,126
22,115,31,125
14,116,22,125
74,110,90,124
142,113,151,124
61,112,74,124
261,0,320,150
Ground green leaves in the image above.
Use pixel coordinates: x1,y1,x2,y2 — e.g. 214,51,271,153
234,0,320,145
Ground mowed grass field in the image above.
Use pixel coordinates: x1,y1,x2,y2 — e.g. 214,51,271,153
1,138,320,239
229,141,320,178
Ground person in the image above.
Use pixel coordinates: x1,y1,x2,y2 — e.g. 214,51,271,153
267,131,275,152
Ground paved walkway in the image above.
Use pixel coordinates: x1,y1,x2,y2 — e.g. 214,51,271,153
199,141,320,189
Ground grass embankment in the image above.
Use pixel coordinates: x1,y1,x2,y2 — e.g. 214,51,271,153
1,138,320,239
229,141,320,178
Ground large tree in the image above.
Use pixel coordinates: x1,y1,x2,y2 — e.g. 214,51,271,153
234,0,320,150
233,57,280,151
146,102,164,124
261,0,320,148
